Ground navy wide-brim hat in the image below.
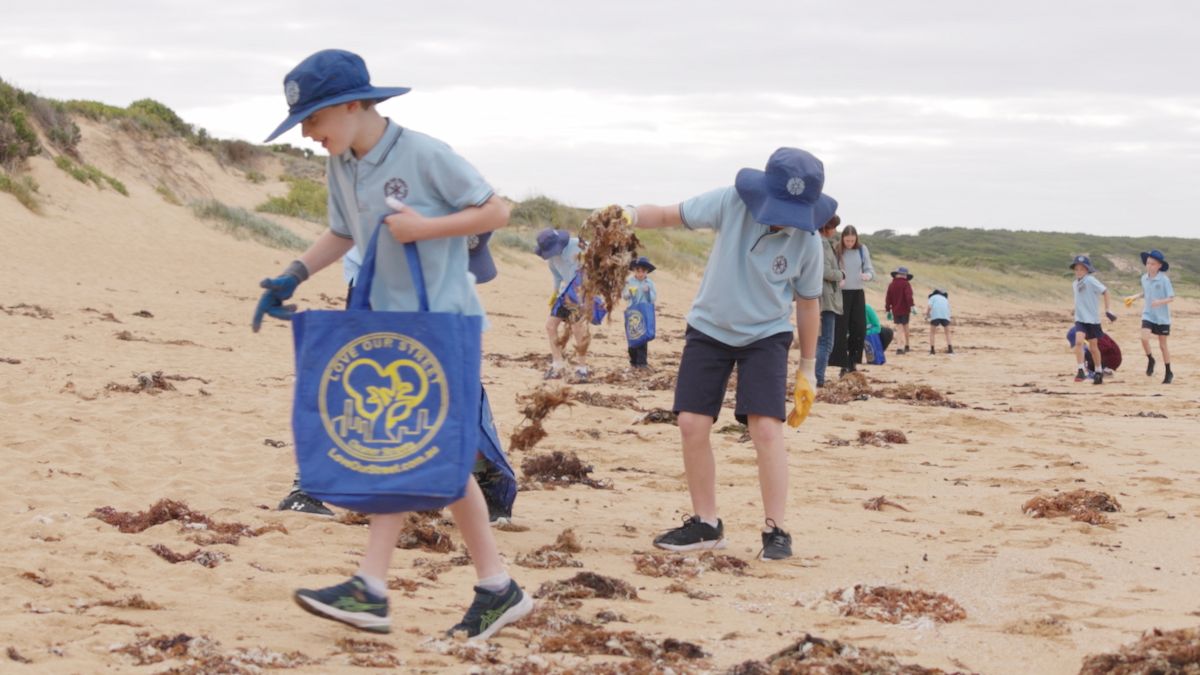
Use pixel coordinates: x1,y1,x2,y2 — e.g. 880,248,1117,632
928,289,948,299
630,256,656,273
891,267,913,280
264,49,411,143
1069,255,1096,274
535,228,570,259
734,147,826,231
813,193,838,230
1140,249,1169,272
469,232,497,284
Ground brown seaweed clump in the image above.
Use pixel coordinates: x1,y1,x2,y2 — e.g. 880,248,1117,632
632,551,749,579
634,408,679,425
535,571,639,605
1023,489,1122,526
863,496,910,512
395,511,455,553
516,529,584,569
826,585,967,624
573,390,640,410
858,429,909,446
521,451,611,490
148,544,230,568
334,637,401,668
815,371,875,404
510,386,574,452
519,605,706,666
728,633,953,674
1079,626,1200,674
889,383,965,408
110,633,314,671
90,499,286,544
105,371,176,394
579,204,641,320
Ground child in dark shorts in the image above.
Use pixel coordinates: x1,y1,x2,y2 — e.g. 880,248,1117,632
612,148,836,562
885,266,914,353
1123,249,1175,384
1069,255,1116,384
924,288,953,354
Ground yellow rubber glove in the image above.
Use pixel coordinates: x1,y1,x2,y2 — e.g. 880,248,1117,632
787,358,817,428
1123,295,1135,308
549,292,558,309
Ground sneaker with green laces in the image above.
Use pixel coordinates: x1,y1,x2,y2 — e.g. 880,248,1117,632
447,580,534,640
293,576,390,633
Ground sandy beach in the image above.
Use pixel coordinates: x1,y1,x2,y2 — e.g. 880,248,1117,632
2,121,1199,674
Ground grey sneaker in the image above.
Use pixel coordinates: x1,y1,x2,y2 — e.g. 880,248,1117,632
653,515,726,552
758,519,793,561
294,576,390,633
278,490,334,517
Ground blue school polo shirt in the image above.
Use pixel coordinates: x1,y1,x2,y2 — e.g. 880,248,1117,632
1141,272,1174,325
547,237,582,294
1073,274,1107,324
928,294,951,321
680,186,823,347
327,120,493,316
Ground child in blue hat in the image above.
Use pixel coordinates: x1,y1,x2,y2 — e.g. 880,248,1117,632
1123,249,1175,384
613,148,836,562
536,227,594,381
1069,255,1116,384
624,256,658,368
251,49,530,639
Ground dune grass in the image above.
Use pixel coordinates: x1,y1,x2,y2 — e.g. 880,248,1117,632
0,171,40,213
191,199,310,251
255,175,327,223
53,155,128,195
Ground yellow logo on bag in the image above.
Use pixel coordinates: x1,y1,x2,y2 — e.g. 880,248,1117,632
626,310,646,340
319,332,448,473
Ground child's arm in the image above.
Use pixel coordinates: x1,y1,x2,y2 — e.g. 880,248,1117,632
299,229,357,277
648,279,657,306
385,195,509,243
1152,296,1175,308
629,204,684,230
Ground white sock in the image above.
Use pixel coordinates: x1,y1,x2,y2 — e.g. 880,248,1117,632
355,571,387,597
700,517,719,528
1077,363,1086,371
478,572,511,593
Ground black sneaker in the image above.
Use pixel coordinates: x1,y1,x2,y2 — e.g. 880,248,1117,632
930,346,936,355
294,576,390,633
447,580,533,640
278,490,334,517
904,345,911,354
946,345,954,354
1093,372,1104,385
1074,369,1088,382
758,519,793,561
1146,355,1156,376
1163,369,1173,385
653,515,726,552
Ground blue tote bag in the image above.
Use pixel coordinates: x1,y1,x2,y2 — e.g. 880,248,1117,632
290,223,482,513
624,301,656,348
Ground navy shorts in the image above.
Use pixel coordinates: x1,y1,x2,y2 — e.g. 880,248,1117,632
673,325,792,425
930,319,950,327
1141,319,1170,336
1075,322,1103,340
893,313,910,325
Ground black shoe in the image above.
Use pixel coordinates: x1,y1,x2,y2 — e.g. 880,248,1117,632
904,346,911,354
1146,355,1156,376
946,345,954,354
1093,372,1104,385
758,519,793,561
1074,369,1088,382
294,576,390,633
278,490,334,517
930,346,936,355
475,466,514,525
1163,368,1173,385
653,515,726,552
838,368,847,378
447,580,533,641
895,349,905,355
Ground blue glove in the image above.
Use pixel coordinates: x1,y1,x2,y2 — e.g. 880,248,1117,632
251,260,308,332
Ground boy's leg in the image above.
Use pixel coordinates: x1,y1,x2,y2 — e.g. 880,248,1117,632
1087,337,1102,370
1141,327,1156,375
944,325,953,351
360,514,407,580
678,412,718,520
447,479,505,579
815,311,835,385
929,323,937,353
746,415,787,528
293,514,403,632
571,320,590,374
544,315,565,376
1160,335,1170,365
628,346,638,366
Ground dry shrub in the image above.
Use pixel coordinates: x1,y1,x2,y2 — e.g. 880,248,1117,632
510,386,574,452
522,451,611,490
729,633,952,674
535,572,639,605
859,429,908,446
1023,489,1121,526
105,371,177,394
634,408,678,425
579,205,641,319
573,390,640,410
337,511,371,526
396,511,454,553
148,544,229,568
90,499,285,543
632,551,749,579
413,557,451,581
596,368,638,385
517,529,584,569
1079,626,1200,674
826,585,967,624
863,496,910,512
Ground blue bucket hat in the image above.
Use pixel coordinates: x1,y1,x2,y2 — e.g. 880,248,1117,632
630,256,656,273
734,147,826,231
535,228,570,259
264,49,411,142
1069,255,1096,273
813,193,838,231
469,232,497,284
1140,249,1169,272
891,266,913,280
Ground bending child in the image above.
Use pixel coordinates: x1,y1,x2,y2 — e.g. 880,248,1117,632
536,228,593,382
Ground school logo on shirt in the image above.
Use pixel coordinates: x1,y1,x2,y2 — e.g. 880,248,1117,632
384,177,409,201
772,255,788,275
318,332,448,474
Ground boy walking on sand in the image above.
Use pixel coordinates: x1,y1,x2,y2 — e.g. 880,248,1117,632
252,49,531,638
1070,255,1116,384
1124,249,1175,384
616,148,836,561
885,266,914,353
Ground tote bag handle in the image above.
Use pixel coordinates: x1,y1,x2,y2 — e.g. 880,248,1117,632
348,221,429,312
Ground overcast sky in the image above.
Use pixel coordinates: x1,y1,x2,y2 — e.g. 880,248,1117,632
3,1,1197,236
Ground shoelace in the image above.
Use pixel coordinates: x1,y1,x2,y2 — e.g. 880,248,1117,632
454,588,495,630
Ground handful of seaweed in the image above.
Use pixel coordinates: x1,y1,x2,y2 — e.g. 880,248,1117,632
521,451,611,490
579,204,640,321
1080,626,1200,674
1023,489,1121,525
729,633,952,675
510,386,573,452
826,584,967,624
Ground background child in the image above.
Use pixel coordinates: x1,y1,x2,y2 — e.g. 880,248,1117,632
624,256,658,368
830,225,875,375
536,228,592,382
863,304,893,364
885,266,914,353
1066,325,1122,379
1124,249,1175,384
619,148,834,562
815,216,843,387
1069,255,1116,384
253,49,530,639
924,289,953,354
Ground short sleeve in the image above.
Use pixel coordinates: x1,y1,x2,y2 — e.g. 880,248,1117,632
423,143,494,210
1088,276,1107,294
1163,276,1175,297
791,232,824,300
680,186,735,231
327,160,354,238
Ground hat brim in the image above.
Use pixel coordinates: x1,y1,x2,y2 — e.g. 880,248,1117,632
1140,251,1169,272
470,232,497,284
734,168,817,231
891,272,914,280
1070,261,1096,273
263,86,411,142
632,262,656,273
535,230,570,259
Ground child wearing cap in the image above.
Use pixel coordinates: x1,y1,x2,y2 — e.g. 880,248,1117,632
1069,255,1116,384
1124,249,1175,384
885,267,914,354
624,256,658,368
251,49,531,639
536,228,593,382
924,289,953,355
616,147,836,561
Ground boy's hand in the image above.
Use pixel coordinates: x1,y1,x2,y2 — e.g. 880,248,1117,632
787,358,817,428
384,197,425,243
860,273,871,282
1105,311,1118,322
251,260,308,332
1123,295,1136,307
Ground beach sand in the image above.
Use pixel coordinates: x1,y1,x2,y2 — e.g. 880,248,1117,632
2,122,1198,674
